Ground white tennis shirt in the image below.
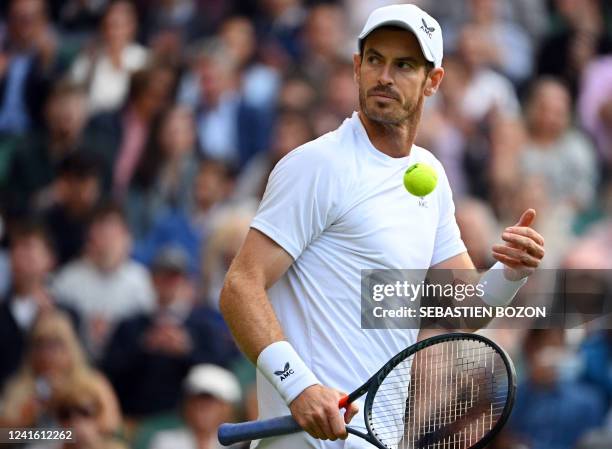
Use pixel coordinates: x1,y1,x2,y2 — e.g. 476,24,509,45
251,111,466,436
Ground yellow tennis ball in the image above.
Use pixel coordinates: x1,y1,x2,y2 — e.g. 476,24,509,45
403,163,438,197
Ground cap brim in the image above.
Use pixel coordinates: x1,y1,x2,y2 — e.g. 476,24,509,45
358,19,436,66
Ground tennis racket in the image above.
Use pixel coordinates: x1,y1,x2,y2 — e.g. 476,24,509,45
218,332,516,449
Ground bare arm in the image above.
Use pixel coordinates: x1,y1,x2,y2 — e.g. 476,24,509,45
429,209,544,331
219,228,358,441
219,228,293,363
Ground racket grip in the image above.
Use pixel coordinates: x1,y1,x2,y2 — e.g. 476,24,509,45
218,415,301,446
338,395,349,409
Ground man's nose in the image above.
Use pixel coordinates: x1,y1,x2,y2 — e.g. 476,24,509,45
377,63,394,86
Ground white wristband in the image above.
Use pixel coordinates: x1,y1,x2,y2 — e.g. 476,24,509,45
480,262,527,307
257,341,320,405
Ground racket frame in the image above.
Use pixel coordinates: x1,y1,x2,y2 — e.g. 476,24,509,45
357,332,517,449
218,332,516,449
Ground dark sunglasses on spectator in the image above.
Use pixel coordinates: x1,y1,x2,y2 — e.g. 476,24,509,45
57,404,98,421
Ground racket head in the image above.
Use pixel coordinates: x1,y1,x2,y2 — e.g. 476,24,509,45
361,333,516,449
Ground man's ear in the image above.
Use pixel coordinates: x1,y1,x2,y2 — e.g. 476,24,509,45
424,67,444,97
353,53,361,84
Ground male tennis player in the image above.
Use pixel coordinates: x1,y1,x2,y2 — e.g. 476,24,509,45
220,4,544,449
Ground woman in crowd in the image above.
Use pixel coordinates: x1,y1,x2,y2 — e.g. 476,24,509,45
69,0,148,114
0,310,121,433
127,105,199,238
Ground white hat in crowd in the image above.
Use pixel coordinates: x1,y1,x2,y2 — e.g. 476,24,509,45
183,364,241,404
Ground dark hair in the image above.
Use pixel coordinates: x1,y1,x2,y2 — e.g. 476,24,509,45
89,201,128,228
198,158,233,179
126,63,176,104
100,0,138,27
524,76,571,107
131,106,180,190
126,68,153,103
45,80,86,105
523,328,565,355
57,152,101,180
8,220,55,254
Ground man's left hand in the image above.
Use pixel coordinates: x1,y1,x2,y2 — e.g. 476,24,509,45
492,209,545,280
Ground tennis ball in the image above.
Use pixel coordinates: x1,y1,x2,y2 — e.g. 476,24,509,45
403,163,438,197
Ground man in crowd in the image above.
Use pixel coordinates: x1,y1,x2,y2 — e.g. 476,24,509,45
0,221,77,389
52,203,155,358
102,246,237,418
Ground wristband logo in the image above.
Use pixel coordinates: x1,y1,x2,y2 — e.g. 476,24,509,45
274,362,295,381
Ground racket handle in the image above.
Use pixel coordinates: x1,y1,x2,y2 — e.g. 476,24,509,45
338,395,349,409
218,415,301,446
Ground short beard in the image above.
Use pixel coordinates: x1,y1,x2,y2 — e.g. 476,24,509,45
358,82,425,127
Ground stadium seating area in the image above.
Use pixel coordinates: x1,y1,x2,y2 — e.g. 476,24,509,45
0,1,611,448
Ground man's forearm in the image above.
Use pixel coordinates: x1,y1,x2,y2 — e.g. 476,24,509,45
219,270,285,363
220,268,321,405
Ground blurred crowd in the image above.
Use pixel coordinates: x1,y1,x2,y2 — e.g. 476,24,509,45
0,0,611,448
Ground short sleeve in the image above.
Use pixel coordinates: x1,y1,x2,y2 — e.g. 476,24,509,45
430,163,467,266
251,147,342,260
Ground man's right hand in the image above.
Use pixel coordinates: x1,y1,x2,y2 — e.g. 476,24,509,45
289,384,359,441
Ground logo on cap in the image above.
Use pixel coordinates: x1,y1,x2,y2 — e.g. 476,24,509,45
420,18,435,38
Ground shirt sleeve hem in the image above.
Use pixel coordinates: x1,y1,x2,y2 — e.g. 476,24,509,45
430,243,468,267
251,219,301,261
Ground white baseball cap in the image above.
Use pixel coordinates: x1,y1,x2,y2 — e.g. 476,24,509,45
183,364,241,403
358,4,443,68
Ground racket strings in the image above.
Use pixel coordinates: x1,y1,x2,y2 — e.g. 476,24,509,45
369,339,509,449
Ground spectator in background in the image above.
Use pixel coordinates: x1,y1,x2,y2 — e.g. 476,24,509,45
127,105,199,238
417,56,469,197
509,329,606,449
0,0,62,137
255,0,306,64
69,0,148,114
84,64,176,197
148,364,241,449
201,206,254,309
580,330,612,408
219,16,280,111
299,4,350,88
141,0,204,47
452,24,520,125
311,62,357,136
37,374,128,449
578,56,612,172
194,38,273,169
233,107,315,201
53,0,107,41
40,152,102,265
134,159,232,277
509,175,575,269
0,210,12,297
5,81,88,215
565,216,612,269
102,246,237,418
450,0,534,86
487,116,526,215
454,198,498,269
276,73,317,112
0,222,73,389
537,0,612,99
521,77,598,214
52,203,155,357
0,310,121,433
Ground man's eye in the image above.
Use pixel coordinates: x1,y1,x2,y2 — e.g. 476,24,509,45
397,62,413,70
368,56,381,64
